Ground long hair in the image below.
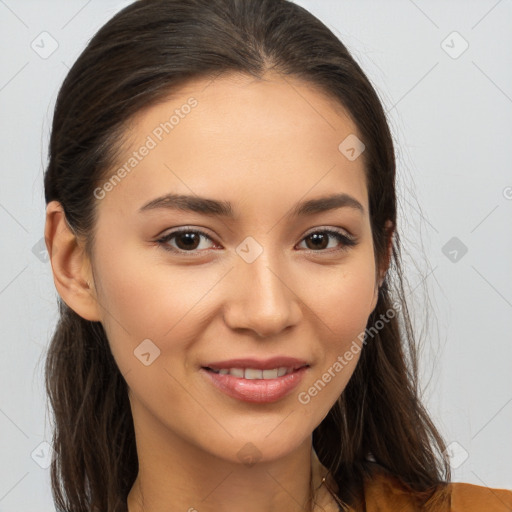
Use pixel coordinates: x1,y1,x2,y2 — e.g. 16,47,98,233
43,1,451,510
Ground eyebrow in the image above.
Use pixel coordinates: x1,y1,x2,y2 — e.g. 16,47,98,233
139,192,365,218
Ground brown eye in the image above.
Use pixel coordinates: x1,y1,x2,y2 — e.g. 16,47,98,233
157,229,216,253
298,229,357,252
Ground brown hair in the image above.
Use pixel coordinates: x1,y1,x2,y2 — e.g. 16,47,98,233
43,0,451,510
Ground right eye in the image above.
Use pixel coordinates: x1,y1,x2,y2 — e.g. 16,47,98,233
156,228,218,254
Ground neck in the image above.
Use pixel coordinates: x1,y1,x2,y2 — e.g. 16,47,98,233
126,404,314,512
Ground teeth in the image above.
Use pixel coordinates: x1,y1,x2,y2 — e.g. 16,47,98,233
262,368,278,379
230,368,245,378
245,368,263,379
209,367,295,379
277,367,287,377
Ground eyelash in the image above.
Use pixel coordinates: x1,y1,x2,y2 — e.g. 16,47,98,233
155,227,358,256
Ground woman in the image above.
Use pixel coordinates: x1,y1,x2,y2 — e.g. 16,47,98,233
43,0,512,510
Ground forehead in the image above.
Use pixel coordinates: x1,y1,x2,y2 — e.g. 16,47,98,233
102,71,368,217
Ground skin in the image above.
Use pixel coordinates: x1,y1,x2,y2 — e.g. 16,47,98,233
45,71,393,512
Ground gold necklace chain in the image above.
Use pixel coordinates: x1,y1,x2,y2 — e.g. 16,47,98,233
128,471,346,512
320,475,346,511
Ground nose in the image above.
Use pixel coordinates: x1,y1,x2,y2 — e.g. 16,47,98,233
222,249,302,338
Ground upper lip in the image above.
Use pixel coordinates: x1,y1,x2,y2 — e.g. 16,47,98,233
202,357,310,371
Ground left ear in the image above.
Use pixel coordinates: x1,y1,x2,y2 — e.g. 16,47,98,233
370,220,395,312
378,220,394,286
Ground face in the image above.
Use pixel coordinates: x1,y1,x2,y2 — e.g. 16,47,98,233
88,72,379,464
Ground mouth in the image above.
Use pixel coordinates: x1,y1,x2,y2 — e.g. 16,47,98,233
199,363,310,403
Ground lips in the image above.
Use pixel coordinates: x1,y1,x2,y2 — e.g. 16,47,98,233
200,365,309,403
200,356,310,402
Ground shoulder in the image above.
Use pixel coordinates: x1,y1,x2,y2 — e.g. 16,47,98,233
447,480,512,511
362,464,512,511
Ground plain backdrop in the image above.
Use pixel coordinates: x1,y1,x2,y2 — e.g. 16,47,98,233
0,0,511,509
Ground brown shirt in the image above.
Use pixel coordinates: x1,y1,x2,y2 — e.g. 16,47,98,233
311,448,512,511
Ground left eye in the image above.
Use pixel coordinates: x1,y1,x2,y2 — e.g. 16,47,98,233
297,229,357,252
156,228,357,254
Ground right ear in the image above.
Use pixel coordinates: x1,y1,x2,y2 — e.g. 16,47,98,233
44,201,102,322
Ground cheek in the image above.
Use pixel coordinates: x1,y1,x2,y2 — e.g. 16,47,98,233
91,237,226,373
301,253,376,400
310,252,377,342
333,271,376,341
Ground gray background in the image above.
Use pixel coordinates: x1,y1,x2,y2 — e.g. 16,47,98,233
0,0,511,509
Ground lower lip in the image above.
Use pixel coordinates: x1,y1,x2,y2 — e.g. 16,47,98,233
200,366,309,403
